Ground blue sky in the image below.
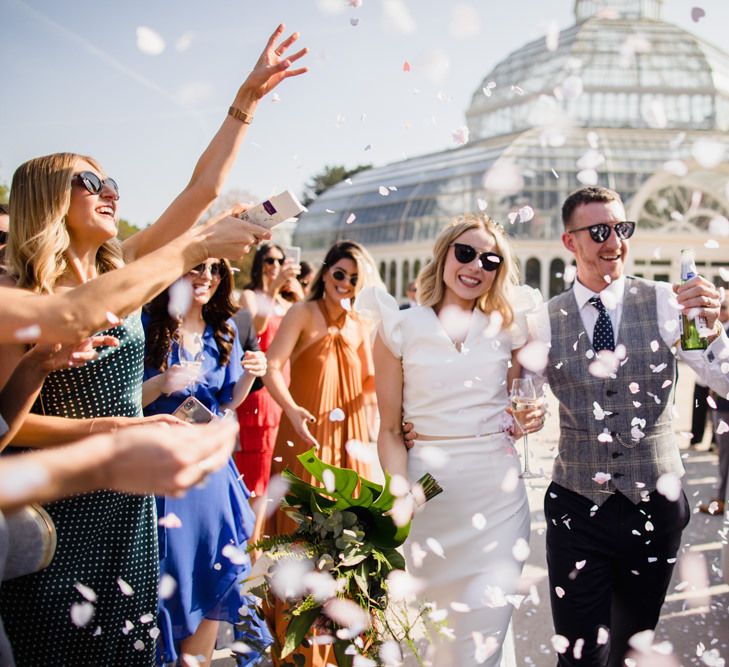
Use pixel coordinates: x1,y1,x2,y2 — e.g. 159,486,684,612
1,0,727,227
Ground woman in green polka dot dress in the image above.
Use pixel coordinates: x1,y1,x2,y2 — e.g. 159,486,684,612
0,27,307,666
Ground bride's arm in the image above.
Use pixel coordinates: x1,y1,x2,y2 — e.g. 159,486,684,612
373,333,408,481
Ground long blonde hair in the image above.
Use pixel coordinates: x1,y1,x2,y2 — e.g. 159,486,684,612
6,152,123,294
417,215,519,326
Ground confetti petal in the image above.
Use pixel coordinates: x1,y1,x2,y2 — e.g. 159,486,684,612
136,26,166,56
70,602,95,627
329,407,346,422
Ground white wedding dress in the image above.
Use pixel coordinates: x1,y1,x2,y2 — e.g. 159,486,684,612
357,286,539,666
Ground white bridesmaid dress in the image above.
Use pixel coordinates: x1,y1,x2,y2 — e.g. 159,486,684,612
357,286,540,666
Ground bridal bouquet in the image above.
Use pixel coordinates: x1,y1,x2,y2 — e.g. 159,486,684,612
244,448,443,666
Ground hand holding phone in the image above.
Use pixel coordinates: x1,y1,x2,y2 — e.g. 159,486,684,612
172,396,215,424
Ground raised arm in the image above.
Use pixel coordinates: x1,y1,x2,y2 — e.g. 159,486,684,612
372,333,408,481
0,213,269,346
122,25,308,262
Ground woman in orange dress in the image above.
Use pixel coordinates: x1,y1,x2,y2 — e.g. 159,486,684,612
262,240,378,667
235,242,302,498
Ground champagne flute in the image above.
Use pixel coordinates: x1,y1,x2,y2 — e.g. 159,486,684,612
510,378,541,479
179,332,204,391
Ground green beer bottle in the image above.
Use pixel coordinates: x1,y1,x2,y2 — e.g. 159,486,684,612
679,249,708,351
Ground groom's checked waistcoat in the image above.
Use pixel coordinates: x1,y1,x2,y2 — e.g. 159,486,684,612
545,277,684,506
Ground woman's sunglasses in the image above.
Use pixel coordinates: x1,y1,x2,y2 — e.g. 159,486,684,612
264,256,285,266
568,220,636,243
189,262,223,278
450,243,503,271
74,171,119,197
331,268,358,286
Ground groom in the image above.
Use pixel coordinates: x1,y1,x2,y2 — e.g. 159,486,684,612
532,186,729,666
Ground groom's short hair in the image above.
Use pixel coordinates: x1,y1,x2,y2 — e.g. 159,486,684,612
562,186,623,227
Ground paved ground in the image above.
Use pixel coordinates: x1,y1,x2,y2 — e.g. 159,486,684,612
214,363,729,666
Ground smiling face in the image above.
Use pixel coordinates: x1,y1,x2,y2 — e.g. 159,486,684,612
262,246,285,283
441,227,498,309
562,200,629,293
185,260,222,307
64,158,119,247
323,257,358,304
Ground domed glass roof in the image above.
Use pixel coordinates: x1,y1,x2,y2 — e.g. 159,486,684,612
466,0,729,140
294,0,729,252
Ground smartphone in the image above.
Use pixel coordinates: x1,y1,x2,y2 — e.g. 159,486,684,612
237,191,306,231
173,396,215,424
283,245,301,266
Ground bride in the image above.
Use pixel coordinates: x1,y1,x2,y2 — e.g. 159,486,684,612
358,215,544,665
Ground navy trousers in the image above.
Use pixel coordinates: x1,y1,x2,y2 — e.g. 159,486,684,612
544,482,690,667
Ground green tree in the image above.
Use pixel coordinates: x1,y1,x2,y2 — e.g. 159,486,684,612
302,164,371,206
0,182,9,204
116,218,141,241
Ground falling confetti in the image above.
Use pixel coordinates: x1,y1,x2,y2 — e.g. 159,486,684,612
14,324,41,342
452,126,469,145
329,407,346,422
117,578,134,596
691,6,706,22
70,602,95,628
136,26,166,55
158,513,182,528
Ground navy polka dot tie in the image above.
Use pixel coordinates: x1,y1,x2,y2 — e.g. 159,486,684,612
589,295,615,352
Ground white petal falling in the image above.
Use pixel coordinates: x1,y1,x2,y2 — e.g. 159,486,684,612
136,26,166,55
70,602,95,628
655,473,682,501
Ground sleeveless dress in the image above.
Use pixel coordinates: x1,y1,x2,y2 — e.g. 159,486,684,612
357,286,539,667
0,312,159,666
142,318,271,665
235,306,285,497
267,301,372,667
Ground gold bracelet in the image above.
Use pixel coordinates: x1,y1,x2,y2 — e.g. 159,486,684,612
228,106,254,124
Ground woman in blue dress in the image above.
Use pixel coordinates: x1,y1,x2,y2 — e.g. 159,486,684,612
142,258,270,666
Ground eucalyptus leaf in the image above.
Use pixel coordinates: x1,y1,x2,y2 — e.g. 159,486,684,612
280,605,321,658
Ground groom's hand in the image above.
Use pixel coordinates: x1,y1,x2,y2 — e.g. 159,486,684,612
402,421,417,450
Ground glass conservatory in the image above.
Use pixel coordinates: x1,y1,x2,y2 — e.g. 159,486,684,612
293,0,729,298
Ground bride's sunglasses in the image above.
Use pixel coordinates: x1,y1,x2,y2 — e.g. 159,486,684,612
568,220,636,243
73,171,119,197
450,243,503,271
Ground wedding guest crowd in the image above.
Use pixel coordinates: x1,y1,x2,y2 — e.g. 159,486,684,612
0,21,728,667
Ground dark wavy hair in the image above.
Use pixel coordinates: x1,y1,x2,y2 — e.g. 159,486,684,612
245,242,285,291
144,259,237,371
307,240,368,302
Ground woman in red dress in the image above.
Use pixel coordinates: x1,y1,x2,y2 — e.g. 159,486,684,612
235,242,302,499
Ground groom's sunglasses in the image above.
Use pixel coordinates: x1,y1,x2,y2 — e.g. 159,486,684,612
73,171,119,197
450,243,503,271
568,220,636,244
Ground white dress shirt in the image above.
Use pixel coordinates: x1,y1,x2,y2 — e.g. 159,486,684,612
528,276,729,398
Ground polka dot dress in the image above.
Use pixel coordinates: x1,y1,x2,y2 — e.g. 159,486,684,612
0,313,159,666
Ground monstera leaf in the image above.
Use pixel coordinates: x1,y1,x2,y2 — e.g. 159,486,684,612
281,448,411,548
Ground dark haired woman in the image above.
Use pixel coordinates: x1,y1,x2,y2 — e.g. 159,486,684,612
235,243,302,499
263,240,380,667
142,258,270,667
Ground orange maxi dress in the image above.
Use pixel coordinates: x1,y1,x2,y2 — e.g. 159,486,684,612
267,301,372,667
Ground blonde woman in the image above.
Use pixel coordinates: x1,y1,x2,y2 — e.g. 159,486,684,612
0,26,306,666
357,216,544,666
